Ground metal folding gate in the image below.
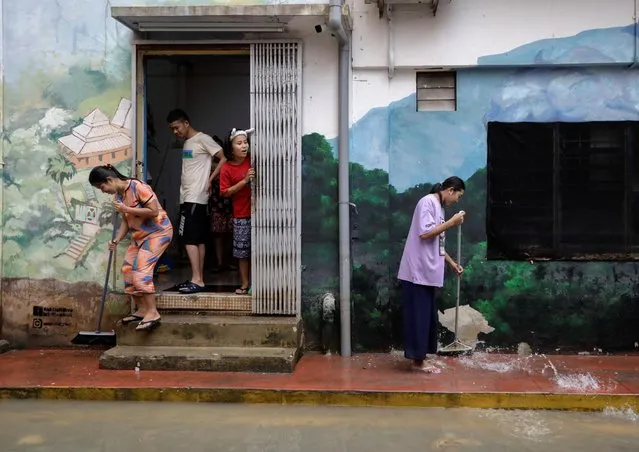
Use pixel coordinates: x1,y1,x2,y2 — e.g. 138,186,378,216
250,42,302,316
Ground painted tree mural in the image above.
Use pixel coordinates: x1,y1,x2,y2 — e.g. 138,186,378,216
46,154,77,221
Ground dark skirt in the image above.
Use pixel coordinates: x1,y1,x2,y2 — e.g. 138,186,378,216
402,281,438,360
232,218,251,259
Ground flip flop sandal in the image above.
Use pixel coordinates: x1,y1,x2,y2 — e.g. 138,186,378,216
179,282,205,294
135,318,161,332
235,287,250,295
120,315,143,325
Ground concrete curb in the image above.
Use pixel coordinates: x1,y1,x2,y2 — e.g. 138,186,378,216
1,386,638,411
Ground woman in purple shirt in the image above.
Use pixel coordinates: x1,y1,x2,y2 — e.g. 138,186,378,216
398,176,466,373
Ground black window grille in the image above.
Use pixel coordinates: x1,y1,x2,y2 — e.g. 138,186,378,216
487,121,639,261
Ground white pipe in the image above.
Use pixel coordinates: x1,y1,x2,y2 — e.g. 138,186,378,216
327,0,351,357
387,5,395,79
328,0,348,45
0,0,5,334
631,0,638,68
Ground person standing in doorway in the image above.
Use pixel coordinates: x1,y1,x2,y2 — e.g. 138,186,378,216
209,135,234,273
397,176,466,373
220,128,255,295
167,109,223,294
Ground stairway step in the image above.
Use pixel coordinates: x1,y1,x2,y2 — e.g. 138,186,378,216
68,245,84,254
156,292,251,312
116,315,300,348
99,345,300,373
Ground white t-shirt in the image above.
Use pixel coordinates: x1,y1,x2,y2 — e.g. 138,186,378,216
180,132,222,205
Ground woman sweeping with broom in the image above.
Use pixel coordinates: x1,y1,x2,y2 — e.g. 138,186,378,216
89,164,173,332
398,176,466,373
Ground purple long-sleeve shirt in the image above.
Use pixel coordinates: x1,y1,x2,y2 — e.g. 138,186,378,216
397,193,446,288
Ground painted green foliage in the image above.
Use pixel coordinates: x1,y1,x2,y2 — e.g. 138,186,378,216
2,55,131,282
301,134,639,353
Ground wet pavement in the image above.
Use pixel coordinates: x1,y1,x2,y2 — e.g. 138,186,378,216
1,349,639,394
2,349,639,411
1,400,638,451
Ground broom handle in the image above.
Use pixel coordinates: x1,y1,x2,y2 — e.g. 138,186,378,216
95,213,118,332
454,222,461,339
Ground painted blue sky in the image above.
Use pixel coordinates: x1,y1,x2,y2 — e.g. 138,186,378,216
478,24,636,66
344,25,639,192
1,0,293,83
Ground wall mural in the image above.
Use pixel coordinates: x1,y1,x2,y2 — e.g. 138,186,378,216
0,0,318,344
301,24,639,353
2,0,638,352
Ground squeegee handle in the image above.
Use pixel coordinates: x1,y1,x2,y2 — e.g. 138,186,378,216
95,214,118,333
454,222,462,338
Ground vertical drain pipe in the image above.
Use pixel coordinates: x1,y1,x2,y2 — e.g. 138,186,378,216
328,0,352,357
0,0,5,337
632,0,638,68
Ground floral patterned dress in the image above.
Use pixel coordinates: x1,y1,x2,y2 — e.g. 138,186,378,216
209,157,233,234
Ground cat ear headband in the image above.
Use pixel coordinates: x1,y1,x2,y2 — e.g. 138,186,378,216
229,128,255,141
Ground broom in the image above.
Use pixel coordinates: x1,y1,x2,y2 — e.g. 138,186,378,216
71,213,118,346
438,218,473,356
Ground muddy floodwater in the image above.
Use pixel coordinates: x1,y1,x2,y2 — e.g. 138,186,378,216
1,400,638,451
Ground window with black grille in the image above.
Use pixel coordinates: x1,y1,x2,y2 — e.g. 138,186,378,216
487,121,639,260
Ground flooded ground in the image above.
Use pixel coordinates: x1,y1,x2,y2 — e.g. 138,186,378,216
1,400,638,451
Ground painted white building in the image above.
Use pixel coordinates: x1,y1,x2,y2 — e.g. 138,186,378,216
1,0,638,353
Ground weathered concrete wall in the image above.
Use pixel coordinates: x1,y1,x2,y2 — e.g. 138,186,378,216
2,279,130,347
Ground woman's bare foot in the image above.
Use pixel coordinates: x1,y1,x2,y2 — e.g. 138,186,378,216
410,359,442,374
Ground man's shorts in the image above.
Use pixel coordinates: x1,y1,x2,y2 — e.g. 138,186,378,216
178,202,208,245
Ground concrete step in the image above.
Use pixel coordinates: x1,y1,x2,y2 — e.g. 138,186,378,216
116,315,300,348
99,345,300,373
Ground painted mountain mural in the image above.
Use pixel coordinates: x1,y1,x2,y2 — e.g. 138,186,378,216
307,25,639,352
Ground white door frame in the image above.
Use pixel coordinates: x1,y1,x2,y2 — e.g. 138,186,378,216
131,40,302,318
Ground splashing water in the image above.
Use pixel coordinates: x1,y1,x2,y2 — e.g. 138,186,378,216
459,353,612,392
458,352,535,373
554,373,603,391
542,356,613,392
540,357,559,378
602,406,639,422
480,410,554,442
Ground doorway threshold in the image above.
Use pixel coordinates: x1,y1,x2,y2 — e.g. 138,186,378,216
156,291,251,313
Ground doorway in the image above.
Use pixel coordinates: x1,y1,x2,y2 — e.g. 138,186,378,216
136,43,302,315
144,50,250,293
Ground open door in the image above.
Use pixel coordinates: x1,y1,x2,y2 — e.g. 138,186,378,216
250,42,302,316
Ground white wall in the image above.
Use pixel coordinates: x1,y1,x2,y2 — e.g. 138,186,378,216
287,16,341,138
348,0,638,123
351,0,635,69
